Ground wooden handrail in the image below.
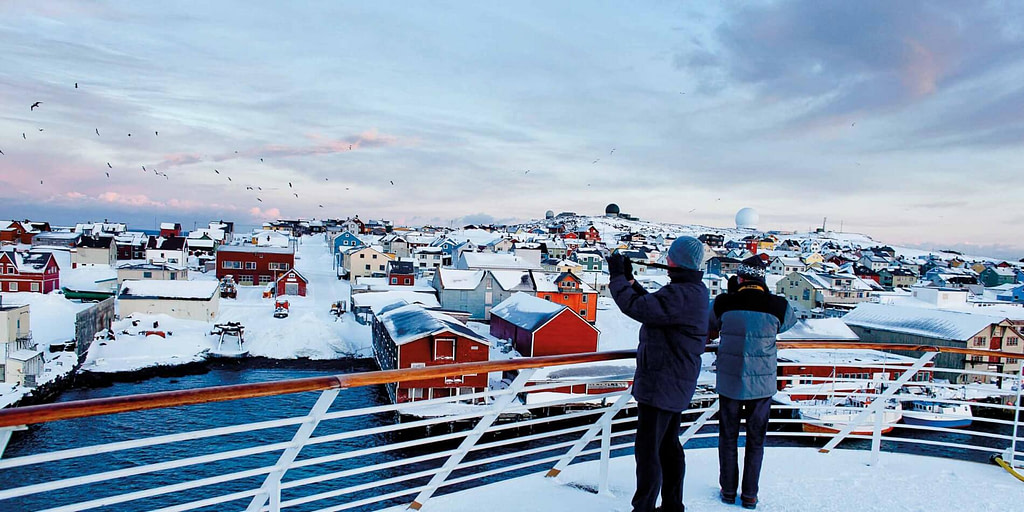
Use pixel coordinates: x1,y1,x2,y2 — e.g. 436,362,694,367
0,342,1019,428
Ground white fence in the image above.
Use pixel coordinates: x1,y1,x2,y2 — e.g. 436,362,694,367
0,347,1021,511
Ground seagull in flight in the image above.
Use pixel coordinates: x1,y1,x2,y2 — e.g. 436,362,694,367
22,133,26,139
105,172,110,178
95,128,100,136
127,133,131,137
851,122,856,127
688,208,696,213
257,197,263,202
214,169,219,174
142,165,146,171
390,180,394,185
107,162,112,168
288,182,292,188
609,148,616,155
154,131,159,136
30,102,42,110
260,158,264,163
227,176,232,181
293,192,299,198
319,204,324,208
592,159,600,164
0,149,4,155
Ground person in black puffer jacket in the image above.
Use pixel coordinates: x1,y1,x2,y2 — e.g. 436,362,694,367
608,236,708,512
709,255,796,510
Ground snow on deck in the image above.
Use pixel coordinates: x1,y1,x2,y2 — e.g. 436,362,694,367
389,448,1024,512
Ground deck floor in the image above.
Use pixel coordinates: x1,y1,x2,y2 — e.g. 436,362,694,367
391,447,1024,512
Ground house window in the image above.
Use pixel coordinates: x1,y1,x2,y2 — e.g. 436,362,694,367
545,295,552,300
360,254,365,259
365,264,371,270
582,295,588,303
8,283,15,291
379,265,385,271
169,273,176,280
372,254,378,259
391,277,398,284
408,387,424,400
802,290,811,301
1007,337,1019,346
434,338,455,361
975,336,987,346
580,309,587,317
245,262,256,270
143,271,153,278
31,282,40,292
404,278,411,284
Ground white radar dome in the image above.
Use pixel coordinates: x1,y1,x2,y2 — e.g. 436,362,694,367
735,207,759,230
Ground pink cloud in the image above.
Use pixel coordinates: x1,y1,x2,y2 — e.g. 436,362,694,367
156,153,204,168
902,38,942,97
216,128,414,161
249,207,281,220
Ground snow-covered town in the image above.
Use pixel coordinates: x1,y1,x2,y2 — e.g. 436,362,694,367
2,208,1022,410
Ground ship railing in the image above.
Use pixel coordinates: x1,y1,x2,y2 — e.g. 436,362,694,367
0,342,1020,512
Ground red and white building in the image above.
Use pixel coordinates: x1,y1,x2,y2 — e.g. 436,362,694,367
371,302,489,404
489,292,599,357
216,246,295,286
0,250,60,293
275,268,308,297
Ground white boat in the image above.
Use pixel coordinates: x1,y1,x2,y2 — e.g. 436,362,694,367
901,400,973,428
798,397,903,435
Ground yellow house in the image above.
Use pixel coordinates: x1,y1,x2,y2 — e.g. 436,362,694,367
342,246,394,280
801,253,824,266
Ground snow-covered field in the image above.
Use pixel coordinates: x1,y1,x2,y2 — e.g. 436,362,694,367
386,447,1024,512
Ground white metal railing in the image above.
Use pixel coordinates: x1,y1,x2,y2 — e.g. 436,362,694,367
0,348,1022,511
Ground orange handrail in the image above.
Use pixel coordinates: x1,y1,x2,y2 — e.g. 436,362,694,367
0,342,1018,428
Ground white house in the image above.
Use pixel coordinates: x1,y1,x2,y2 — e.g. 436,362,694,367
116,262,188,285
251,230,291,248
118,280,220,321
73,235,117,267
1,303,42,387
342,246,394,280
145,237,188,265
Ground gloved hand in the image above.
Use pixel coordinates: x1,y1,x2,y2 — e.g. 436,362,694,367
622,256,635,282
606,253,625,277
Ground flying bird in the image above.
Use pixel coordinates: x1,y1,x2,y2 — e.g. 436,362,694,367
610,148,615,155
214,169,219,174
40,180,43,185
524,170,530,174
260,158,264,163
257,198,263,202
127,133,131,137
257,186,262,191
324,178,329,181
154,131,159,136
75,83,78,88
288,182,292,188
592,159,600,164
851,122,856,127
688,208,697,213
349,144,352,150
245,186,253,190
227,177,232,181
38,128,43,132
107,162,112,168
319,204,323,208
0,149,4,155
95,128,100,136
142,165,146,171
22,133,26,139
390,180,394,185
30,102,41,110
105,172,109,178
293,193,299,198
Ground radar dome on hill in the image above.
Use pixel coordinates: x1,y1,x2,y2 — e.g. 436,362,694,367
545,210,554,219
735,207,759,230
605,203,620,216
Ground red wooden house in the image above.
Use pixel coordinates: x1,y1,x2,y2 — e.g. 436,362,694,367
386,260,415,286
534,271,598,323
0,250,60,293
371,302,490,404
1,221,27,245
159,222,182,238
489,292,599,357
215,246,295,286
275,268,308,296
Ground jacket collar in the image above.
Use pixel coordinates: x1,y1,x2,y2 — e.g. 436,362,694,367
668,267,704,283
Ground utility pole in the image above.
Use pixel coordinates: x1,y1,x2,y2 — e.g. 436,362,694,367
822,217,827,232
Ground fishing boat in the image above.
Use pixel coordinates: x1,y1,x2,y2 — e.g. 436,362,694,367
798,396,903,435
901,399,973,428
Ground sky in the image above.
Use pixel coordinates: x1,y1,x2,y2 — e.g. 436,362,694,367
1,1,1023,259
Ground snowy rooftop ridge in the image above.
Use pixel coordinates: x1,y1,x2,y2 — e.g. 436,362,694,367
841,302,1004,341
490,292,568,331
777,318,860,341
378,302,488,345
119,280,219,300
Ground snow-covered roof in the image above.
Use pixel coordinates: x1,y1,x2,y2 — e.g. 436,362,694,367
378,303,487,345
119,280,219,300
436,269,484,290
0,250,56,274
490,292,570,331
778,319,860,341
217,245,294,255
159,222,178,230
352,291,440,313
777,348,918,365
8,349,43,361
458,252,541,271
490,270,533,292
841,303,1003,341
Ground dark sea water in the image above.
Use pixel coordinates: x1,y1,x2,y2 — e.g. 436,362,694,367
1,361,1018,511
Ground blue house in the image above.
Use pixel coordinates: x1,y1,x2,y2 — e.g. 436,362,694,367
996,284,1024,304
333,232,365,267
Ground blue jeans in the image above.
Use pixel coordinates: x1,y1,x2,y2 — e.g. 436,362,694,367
632,403,684,512
717,395,771,501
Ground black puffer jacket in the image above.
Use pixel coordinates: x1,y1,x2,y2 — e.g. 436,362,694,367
609,268,709,412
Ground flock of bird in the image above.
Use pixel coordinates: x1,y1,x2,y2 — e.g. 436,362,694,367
1,83,383,212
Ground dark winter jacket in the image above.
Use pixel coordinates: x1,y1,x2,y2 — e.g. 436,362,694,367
609,268,709,412
709,280,797,400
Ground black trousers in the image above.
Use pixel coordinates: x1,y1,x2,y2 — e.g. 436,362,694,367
632,403,684,512
717,395,772,501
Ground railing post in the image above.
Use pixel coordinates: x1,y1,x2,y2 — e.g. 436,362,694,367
820,351,937,454
408,368,536,510
547,388,633,478
598,414,612,496
1011,366,1023,469
245,388,340,512
869,396,883,467
0,425,27,459
678,399,719,446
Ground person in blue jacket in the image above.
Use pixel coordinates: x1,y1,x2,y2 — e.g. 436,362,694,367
709,255,796,510
607,236,709,512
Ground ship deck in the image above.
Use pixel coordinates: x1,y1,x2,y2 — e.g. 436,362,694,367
388,447,1024,512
